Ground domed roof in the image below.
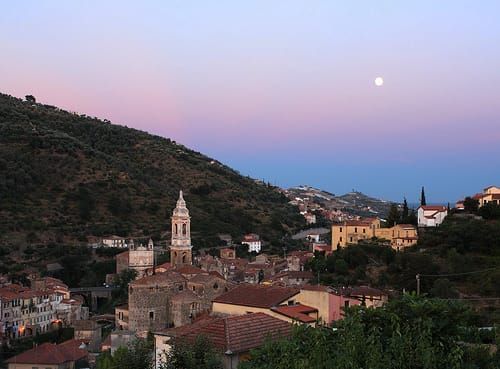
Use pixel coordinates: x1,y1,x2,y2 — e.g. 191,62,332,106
173,190,190,217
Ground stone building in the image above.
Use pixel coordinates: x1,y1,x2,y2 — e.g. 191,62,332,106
127,268,232,333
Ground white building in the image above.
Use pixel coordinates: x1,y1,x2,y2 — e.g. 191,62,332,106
101,235,128,248
242,234,262,253
417,206,448,227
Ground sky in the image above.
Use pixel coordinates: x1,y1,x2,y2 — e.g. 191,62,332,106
1,1,499,203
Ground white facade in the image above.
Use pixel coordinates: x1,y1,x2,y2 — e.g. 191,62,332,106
102,236,128,248
417,206,448,227
242,240,262,253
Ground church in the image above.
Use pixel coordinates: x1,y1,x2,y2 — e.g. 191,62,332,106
115,191,192,279
125,191,232,333
169,190,193,267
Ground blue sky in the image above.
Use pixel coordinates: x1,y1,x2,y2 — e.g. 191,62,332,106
1,1,499,202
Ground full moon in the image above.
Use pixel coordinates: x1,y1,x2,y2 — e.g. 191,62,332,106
374,77,384,87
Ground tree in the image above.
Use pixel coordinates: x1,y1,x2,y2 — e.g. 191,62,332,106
386,204,400,227
96,338,153,369
478,202,500,220
463,196,479,213
112,269,138,303
420,186,427,206
160,335,223,369
402,198,409,221
240,295,487,369
25,95,36,103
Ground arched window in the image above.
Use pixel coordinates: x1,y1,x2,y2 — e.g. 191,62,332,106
213,283,219,290
175,224,178,235
182,223,187,235
182,253,187,264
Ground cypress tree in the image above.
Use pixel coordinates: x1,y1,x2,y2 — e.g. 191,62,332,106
402,198,409,221
420,187,427,206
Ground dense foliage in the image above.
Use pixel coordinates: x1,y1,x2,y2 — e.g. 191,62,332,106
96,338,153,369
240,295,499,369
160,335,224,369
306,214,500,324
0,93,304,276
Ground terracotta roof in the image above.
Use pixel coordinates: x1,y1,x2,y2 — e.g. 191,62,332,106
209,271,225,279
155,262,173,270
175,265,207,275
272,271,314,280
484,185,500,191
213,284,299,308
131,271,186,286
6,339,87,365
271,304,318,323
188,273,225,284
348,286,386,297
419,205,447,212
301,284,330,292
158,313,291,354
335,219,376,227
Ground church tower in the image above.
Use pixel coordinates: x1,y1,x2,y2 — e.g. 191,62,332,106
170,190,193,267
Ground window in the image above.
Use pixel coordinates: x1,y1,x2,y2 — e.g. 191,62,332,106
344,301,350,308
213,283,218,290
354,227,357,233
339,227,342,232
350,237,353,242
149,311,154,320
339,237,342,242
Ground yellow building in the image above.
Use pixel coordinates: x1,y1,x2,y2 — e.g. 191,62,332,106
477,186,500,207
331,218,381,250
331,218,418,251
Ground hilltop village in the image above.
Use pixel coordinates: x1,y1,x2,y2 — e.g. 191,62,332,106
1,186,500,368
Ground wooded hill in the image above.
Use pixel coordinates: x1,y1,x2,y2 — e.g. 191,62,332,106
0,93,304,251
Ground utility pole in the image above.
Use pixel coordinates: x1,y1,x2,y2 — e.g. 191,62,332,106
416,274,420,295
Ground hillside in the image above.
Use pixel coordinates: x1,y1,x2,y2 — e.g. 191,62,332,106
287,185,396,219
0,93,305,252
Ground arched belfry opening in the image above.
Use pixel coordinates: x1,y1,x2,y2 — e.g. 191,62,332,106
170,190,193,267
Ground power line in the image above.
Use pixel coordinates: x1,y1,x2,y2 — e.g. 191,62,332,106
418,267,500,278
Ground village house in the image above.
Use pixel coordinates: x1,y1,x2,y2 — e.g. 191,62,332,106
417,205,448,227
154,313,292,369
219,247,236,259
101,235,128,248
212,284,321,326
73,319,102,352
331,218,418,250
470,185,500,207
115,304,129,330
331,218,381,249
241,233,262,253
268,270,314,286
286,250,313,271
0,278,84,340
5,339,88,369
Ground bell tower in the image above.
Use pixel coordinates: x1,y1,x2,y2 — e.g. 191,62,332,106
170,190,193,267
